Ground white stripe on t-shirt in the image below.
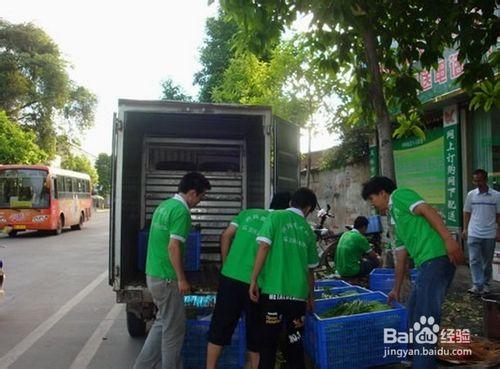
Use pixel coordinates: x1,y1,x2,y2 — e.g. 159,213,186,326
170,234,186,243
257,236,272,246
409,200,425,213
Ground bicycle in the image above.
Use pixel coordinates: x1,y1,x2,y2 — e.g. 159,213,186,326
313,205,344,271
314,207,383,271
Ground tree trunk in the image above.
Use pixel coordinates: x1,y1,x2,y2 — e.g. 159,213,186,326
359,21,396,181
306,125,312,187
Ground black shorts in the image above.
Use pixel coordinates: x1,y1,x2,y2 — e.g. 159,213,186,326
259,294,307,369
207,275,261,352
358,258,380,277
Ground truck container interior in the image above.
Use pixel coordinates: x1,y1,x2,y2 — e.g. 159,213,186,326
119,111,267,287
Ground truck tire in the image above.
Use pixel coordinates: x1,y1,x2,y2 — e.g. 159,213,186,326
127,311,146,337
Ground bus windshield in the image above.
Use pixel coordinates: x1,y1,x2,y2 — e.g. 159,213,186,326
0,169,50,209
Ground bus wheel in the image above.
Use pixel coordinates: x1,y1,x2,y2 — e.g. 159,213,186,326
8,230,17,238
71,213,84,231
53,216,63,235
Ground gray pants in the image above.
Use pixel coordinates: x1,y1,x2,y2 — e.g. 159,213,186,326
134,276,186,369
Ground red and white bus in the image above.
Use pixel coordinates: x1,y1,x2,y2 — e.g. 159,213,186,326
0,165,92,236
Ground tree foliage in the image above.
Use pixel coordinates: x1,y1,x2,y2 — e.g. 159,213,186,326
321,124,372,170
0,110,47,164
220,0,500,179
469,79,500,112
0,19,97,158
160,78,192,101
194,9,238,102
61,153,98,186
94,153,111,196
212,36,336,126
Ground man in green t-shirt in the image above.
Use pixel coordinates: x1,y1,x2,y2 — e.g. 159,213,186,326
134,172,211,369
206,192,291,369
362,176,463,369
249,188,319,369
335,216,380,277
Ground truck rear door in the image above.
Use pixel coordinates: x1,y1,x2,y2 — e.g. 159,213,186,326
109,113,123,289
273,116,300,193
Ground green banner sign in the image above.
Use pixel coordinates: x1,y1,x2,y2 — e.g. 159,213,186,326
443,105,462,227
394,128,445,211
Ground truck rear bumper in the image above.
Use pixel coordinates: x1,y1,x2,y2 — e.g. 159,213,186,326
116,287,153,304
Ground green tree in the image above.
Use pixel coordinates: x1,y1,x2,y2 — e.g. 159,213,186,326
61,154,98,186
94,153,111,196
0,110,47,164
160,78,192,101
212,37,336,126
194,9,239,102
219,0,499,180
0,19,97,158
212,36,338,184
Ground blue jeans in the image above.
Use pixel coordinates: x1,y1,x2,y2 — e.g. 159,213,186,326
407,256,455,369
467,237,496,289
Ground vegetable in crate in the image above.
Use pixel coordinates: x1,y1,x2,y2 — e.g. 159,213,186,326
317,290,360,300
319,300,391,318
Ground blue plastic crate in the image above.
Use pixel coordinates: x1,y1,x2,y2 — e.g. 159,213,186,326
369,268,419,294
366,215,382,234
314,279,350,290
304,313,320,364
183,317,246,368
184,231,201,272
307,286,371,365
309,291,407,369
137,229,201,272
313,286,371,301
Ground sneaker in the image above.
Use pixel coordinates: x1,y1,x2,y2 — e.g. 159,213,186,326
483,285,491,294
467,286,483,295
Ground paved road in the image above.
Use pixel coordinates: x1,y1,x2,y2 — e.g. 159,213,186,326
0,211,143,369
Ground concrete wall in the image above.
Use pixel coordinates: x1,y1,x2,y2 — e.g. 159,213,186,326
301,161,372,232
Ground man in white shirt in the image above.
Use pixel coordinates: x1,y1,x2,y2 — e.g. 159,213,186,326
463,169,500,295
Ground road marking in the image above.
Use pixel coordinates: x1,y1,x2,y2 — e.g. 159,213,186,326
0,271,107,369
70,303,123,369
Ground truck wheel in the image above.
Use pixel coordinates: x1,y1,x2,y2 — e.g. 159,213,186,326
8,230,17,238
127,311,146,337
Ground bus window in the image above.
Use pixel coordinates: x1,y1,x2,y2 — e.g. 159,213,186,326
0,169,49,209
65,177,73,193
53,177,59,199
60,176,66,196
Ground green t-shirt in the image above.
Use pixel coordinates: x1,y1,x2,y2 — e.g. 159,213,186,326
146,195,191,280
221,209,270,284
335,230,371,277
389,188,446,267
257,208,319,300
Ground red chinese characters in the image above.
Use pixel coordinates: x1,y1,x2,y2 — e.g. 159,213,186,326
449,53,464,79
419,70,432,91
434,59,447,84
